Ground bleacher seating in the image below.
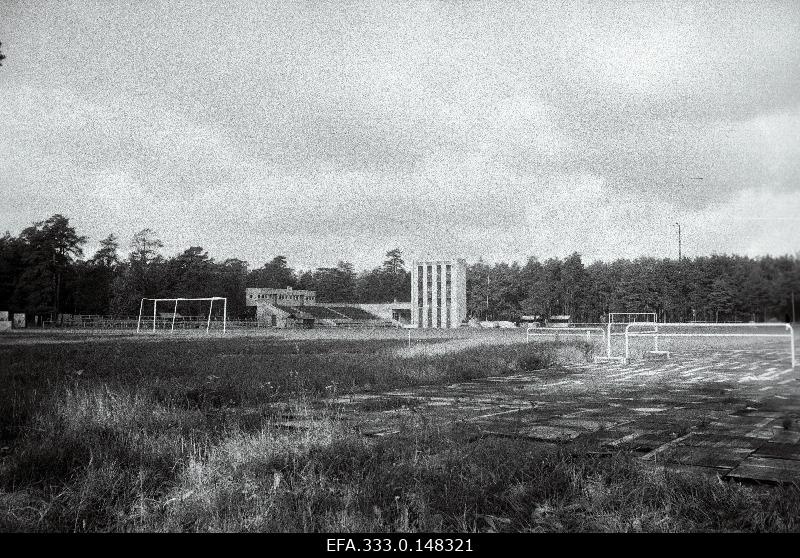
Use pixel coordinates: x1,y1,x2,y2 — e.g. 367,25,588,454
272,304,393,327
326,306,380,320
295,305,349,320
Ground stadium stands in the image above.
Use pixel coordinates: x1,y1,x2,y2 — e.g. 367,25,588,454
326,306,380,320
293,305,347,320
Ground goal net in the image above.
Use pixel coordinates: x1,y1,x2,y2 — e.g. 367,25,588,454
137,297,227,334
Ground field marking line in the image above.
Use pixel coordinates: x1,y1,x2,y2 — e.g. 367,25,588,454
641,432,696,461
760,369,793,380
614,375,641,382
608,431,643,447
469,407,530,422
607,371,636,378
684,366,712,374
541,380,573,387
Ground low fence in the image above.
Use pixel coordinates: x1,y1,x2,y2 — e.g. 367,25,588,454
23,316,395,331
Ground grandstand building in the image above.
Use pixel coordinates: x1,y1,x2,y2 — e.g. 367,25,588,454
411,258,467,328
245,286,407,328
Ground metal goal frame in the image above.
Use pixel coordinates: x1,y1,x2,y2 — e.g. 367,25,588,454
605,312,657,358
136,297,228,334
624,322,795,368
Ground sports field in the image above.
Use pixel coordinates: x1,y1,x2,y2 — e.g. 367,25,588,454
0,328,798,532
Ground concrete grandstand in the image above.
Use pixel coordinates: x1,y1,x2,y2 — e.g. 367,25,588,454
245,287,411,328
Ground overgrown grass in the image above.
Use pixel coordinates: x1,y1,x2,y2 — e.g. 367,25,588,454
0,338,586,424
156,419,800,533
1,336,798,532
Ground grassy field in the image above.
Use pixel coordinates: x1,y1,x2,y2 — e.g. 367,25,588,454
0,332,798,532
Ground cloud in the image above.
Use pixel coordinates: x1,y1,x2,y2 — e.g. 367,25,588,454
1,1,798,269
685,188,800,257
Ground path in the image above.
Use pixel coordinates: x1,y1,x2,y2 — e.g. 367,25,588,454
318,348,800,483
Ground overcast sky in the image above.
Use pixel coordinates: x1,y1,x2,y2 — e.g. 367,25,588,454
1,1,798,270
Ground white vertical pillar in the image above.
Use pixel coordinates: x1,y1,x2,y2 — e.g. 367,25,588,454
437,263,442,328
451,262,456,328
433,262,437,328
152,299,157,332
422,263,427,329
171,299,178,332
206,298,213,333
445,263,450,327
411,264,417,328
223,297,227,334
137,298,144,333
452,261,460,327
433,263,442,328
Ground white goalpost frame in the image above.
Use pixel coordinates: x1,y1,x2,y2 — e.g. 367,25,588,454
606,312,657,358
136,297,227,334
624,322,796,368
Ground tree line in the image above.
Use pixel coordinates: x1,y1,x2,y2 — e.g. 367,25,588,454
467,252,799,323
0,215,410,320
1,215,797,323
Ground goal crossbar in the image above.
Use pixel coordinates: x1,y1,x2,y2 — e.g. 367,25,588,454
624,322,795,368
609,312,657,323
137,297,228,334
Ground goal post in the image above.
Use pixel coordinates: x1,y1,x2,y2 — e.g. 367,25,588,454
605,312,657,358
136,297,227,334
624,322,796,368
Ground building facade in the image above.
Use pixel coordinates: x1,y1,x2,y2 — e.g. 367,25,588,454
246,286,316,306
245,287,316,326
410,259,467,328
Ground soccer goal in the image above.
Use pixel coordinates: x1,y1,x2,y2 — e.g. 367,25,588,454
624,322,796,368
136,297,227,334
602,312,658,359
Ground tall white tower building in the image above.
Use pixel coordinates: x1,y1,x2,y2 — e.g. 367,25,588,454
410,258,467,328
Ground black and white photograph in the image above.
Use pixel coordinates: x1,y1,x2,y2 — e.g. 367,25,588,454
1,0,799,537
